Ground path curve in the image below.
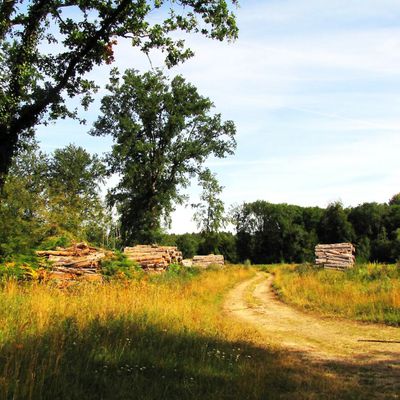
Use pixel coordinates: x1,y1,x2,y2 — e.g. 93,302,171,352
224,272,400,393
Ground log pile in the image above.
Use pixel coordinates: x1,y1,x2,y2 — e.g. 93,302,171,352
192,254,224,269
36,242,107,281
182,259,193,268
315,243,355,270
123,245,183,272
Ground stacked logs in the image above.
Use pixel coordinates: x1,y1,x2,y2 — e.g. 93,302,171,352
192,254,224,269
315,243,355,271
123,245,183,272
36,242,108,281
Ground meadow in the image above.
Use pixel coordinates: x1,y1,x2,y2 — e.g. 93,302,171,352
271,263,400,325
0,266,369,400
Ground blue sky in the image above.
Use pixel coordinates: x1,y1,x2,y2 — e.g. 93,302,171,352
37,0,400,232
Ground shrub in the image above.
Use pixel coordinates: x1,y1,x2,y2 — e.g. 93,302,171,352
100,252,143,280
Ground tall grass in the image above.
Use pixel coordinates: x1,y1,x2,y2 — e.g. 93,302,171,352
0,267,367,399
272,263,400,325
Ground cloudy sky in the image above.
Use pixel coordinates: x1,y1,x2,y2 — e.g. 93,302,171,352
37,0,400,232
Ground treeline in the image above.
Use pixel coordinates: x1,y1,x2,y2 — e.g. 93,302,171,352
2,143,399,265
160,199,400,264
160,197,400,264
2,139,400,265
229,199,400,264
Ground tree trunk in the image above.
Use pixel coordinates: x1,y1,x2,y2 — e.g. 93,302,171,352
0,127,18,190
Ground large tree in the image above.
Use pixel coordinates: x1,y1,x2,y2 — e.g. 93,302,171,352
91,68,236,244
0,0,239,188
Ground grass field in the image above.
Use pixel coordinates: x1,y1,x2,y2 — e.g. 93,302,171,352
0,266,370,399
270,263,400,325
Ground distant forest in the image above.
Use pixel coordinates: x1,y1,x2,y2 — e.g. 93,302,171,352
166,197,400,264
1,140,398,265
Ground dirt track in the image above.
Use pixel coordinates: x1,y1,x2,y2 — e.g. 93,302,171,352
224,272,400,396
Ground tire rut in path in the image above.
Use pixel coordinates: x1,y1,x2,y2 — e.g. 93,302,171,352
224,272,400,395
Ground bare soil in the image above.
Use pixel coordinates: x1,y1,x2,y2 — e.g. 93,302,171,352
224,272,400,398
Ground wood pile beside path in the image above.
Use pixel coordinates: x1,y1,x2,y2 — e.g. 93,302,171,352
192,254,224,269
315,243,355,271
36,242,109,281
123,245,183,273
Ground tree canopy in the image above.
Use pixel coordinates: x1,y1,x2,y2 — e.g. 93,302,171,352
91,68,236,244
0,142,109,257
46,144,107,241
231,197,400,264
0,0,239,188
193,169,226,234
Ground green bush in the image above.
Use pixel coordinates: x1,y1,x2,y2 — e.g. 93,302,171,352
100,252,143,280
37,235,73,251
0,254,46,281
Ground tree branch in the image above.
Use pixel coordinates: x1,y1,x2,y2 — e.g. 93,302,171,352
9,0,132,135
0,0,17,39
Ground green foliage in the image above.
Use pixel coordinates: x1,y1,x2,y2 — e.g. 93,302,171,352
176,234,199,259
0,262,30,281
166,263,199,277
318,201,354,244
233,201,320,264
215,232,238,263
193,169,226,234
0,254,45,281
0,141,49,257
92,69,236,245
37,235,73,251
151,263,201,284
233,196,400,264
0,0,239,187
46,144,108,244
100,252,143,280
0,143,109,258
389,193,400,206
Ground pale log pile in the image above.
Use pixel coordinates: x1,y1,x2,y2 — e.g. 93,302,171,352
36,242,108,281
123,245,183,272
315,243,355,270
192,254,224,269
182,259,193,268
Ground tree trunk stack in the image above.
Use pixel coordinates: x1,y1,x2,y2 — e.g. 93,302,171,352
123,245,183,273
192,254,224,269
36,242,108,281
315,243,355,270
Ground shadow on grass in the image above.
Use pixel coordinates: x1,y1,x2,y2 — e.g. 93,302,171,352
0,317,398,400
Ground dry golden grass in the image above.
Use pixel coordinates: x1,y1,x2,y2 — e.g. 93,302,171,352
271,263,400,325
0,267,369,399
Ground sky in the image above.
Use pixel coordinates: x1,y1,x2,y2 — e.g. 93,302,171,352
37,0,400,233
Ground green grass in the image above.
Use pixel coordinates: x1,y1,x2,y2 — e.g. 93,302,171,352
0,267,370,399
269,263,400,325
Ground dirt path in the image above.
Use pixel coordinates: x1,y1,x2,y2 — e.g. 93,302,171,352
224,272,400,395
